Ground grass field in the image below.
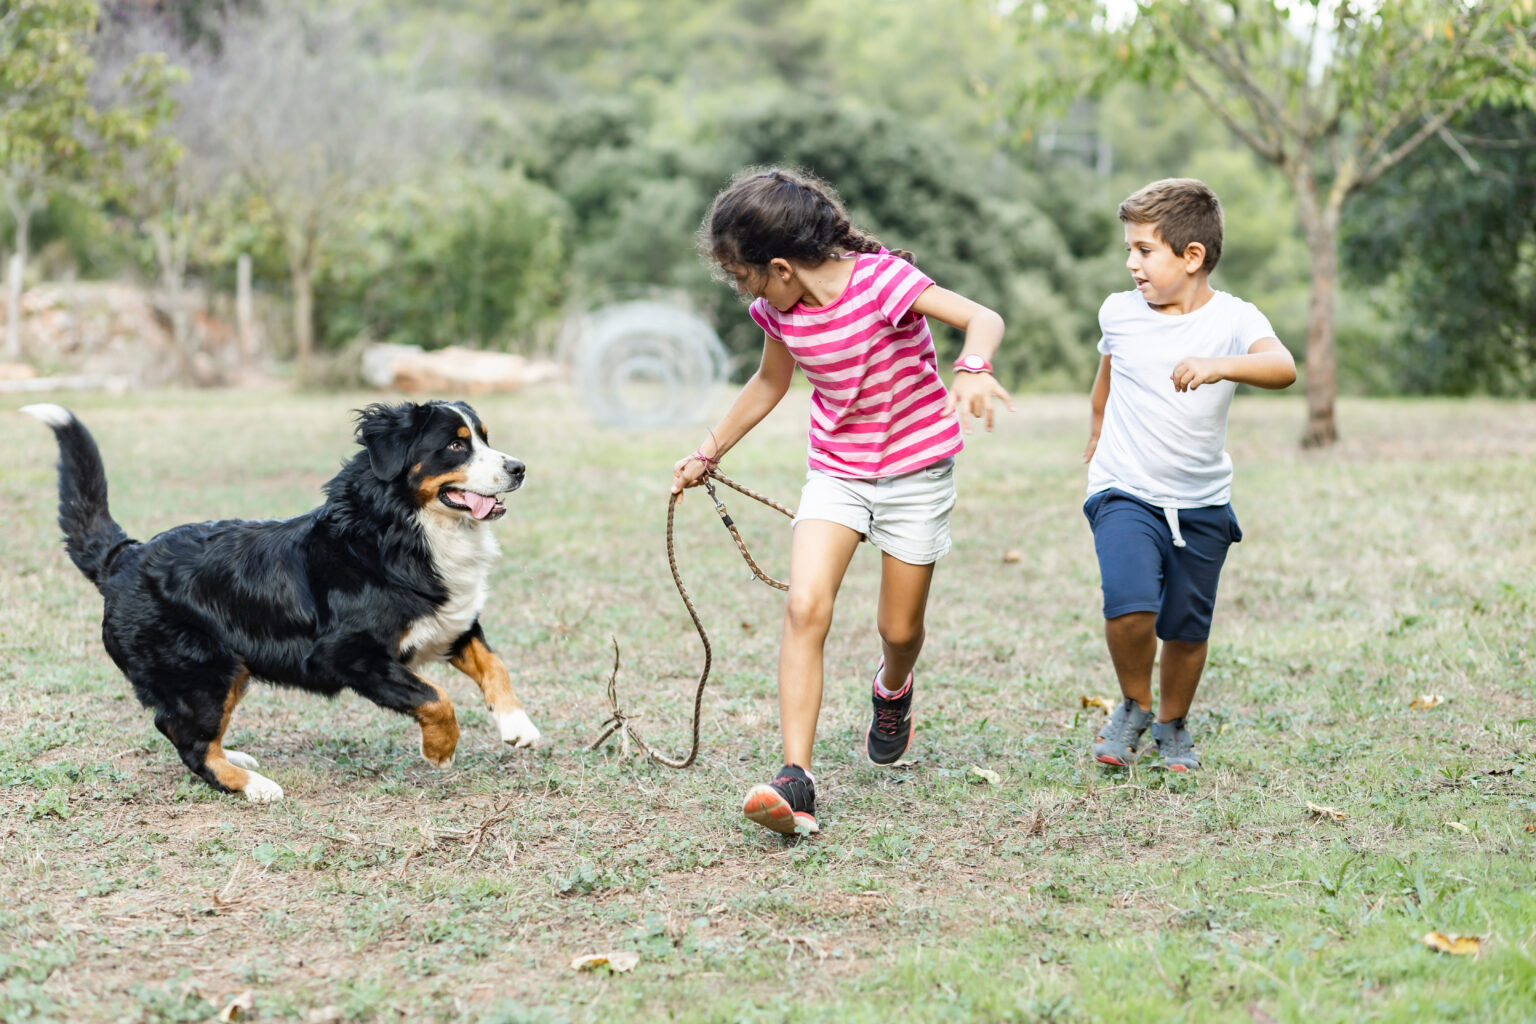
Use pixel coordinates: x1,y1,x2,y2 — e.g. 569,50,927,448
0,386,1532,1024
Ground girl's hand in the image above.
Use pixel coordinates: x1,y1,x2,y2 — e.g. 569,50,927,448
1082,434,1099,464
946,372,1015,433
1171,357,1224,392
671,453,712,503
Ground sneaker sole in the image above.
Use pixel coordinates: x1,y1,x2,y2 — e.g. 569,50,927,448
866,720,914,767
1094,752,1132,767
742,785,818,835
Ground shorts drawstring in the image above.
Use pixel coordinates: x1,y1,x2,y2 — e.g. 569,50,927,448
1163,506,1187,548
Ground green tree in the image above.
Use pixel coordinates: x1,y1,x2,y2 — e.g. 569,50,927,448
194,0,461,379
1011,0,1536,445
1344,104,1536,395
0,0,174,360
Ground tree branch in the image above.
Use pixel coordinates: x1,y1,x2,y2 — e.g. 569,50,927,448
1181,69,1285,163
1355,95,1476,192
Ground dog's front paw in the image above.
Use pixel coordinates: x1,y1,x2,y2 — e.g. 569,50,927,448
496,709,541,749
242,772,284,803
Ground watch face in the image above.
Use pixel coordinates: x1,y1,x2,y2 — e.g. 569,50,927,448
962,355,984,369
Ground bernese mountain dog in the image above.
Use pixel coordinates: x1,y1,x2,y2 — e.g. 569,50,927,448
22,400,540,803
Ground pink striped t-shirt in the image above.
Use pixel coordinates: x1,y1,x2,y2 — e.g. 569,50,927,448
749,251,963,479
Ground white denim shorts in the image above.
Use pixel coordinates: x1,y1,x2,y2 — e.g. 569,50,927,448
794,458,956,565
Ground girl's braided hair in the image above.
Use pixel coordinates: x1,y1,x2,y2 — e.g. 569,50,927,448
700,167,914,279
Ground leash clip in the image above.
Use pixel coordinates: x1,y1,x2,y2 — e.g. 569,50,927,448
702,477,734,529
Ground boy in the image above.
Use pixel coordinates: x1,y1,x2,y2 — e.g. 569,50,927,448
1082,178,1296,770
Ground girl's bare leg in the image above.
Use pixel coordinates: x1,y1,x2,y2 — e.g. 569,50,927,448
777,519,862,769
875,552,936,689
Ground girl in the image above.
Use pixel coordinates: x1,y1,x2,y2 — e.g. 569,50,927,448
672,168,1011,835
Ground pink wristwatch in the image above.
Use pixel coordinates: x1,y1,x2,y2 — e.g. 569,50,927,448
953,354,993,374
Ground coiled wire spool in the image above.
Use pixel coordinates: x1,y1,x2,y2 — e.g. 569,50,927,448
568,300,728,428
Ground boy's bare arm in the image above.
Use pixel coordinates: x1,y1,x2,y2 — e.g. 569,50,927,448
1171,338,1297,392
1084,354,1112,462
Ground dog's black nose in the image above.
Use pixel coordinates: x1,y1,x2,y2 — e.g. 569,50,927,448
506,459,525,484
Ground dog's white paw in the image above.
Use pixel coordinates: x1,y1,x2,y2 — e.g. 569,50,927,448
242,772,284,803
496,709,541,748
224,750,260,770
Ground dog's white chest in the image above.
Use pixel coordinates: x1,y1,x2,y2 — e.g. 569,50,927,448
400,515,500,666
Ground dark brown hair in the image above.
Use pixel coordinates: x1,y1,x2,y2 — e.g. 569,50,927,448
1118,177,1224,273
700,167,913,279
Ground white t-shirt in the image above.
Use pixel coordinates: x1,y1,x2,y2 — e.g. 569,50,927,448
1086,289,1278,508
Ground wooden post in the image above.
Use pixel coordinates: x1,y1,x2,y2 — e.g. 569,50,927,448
5,252,21,361
236,253,254,373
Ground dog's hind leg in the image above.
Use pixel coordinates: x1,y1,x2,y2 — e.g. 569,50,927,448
449,626,540,748
148,666,284,803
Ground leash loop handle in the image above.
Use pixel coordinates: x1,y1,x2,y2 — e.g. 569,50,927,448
588,469,792,767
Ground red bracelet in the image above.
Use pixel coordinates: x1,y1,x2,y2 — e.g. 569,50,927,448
953,354,993,374
692,449,719,469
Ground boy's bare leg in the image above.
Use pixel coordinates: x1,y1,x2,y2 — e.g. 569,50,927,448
1104,611,1157,711
1155,639,1208,721
777,520,862,770
876,552,936,690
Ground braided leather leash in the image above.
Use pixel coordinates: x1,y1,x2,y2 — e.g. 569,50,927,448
588,469,793,768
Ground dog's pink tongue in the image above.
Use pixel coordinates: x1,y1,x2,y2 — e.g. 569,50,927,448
464,492,498,519
448,489,498,519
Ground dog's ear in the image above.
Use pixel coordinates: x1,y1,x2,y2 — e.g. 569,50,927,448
355,403,423,481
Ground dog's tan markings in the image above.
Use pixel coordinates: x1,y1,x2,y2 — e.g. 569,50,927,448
203,669,253,791
457,426,471,438
413,677,460,767
451,637,540,748
416,470,469,508
450,636,523,714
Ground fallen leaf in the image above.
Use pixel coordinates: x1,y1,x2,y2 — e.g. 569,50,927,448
1410,694,1445,710
1002,549,1022,564
1306,801,1346,821
571,951,641,973
1423,931,1480,956
1526,824,1535,833
1080,695,1115,712
1444,821,1470,834
219,992,255,1022
968,765,1001,785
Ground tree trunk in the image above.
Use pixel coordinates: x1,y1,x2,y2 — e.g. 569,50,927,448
6,214,30,361
1294,176,1341,448
150,222,196,385
289,256,314,383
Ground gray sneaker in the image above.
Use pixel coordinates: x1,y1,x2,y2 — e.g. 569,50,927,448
1093,698,1154,766
1150,718,1201,771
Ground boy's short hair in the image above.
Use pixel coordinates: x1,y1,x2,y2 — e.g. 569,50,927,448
1118,178,1224,274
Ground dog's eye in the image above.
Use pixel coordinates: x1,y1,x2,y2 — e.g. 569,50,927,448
448,439,467,452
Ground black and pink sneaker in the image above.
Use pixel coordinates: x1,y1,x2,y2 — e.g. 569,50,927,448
865,659,915,766
742,764,818,835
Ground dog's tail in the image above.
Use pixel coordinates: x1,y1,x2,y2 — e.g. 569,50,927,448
22,404,136,587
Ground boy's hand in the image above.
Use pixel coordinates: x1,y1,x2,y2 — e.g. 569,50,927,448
946,372,1015,433
1171,357,1225,392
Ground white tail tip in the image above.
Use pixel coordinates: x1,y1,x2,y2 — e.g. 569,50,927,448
21,403,73,428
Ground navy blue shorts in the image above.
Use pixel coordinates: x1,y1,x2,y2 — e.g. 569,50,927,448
1082,488,1242,643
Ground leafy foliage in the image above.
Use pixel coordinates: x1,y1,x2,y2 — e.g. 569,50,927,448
316,167,569,351
1343,105,1536,396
